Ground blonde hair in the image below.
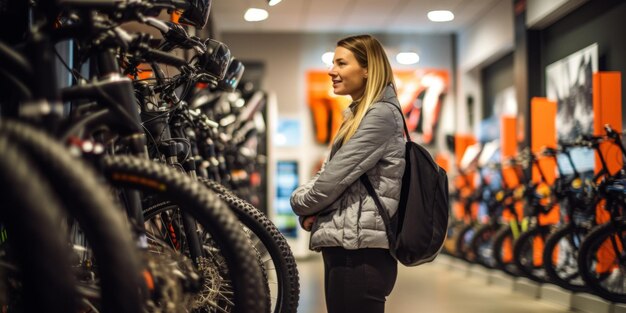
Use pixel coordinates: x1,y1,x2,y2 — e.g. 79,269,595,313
334,34,396,145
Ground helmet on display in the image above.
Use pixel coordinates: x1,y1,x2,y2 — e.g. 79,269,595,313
216,58,245,92
178,0,212,29
197,39,231,81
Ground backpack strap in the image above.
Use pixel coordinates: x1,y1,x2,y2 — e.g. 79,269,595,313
380,100,411,142
357,100,407,247
359,175,395,246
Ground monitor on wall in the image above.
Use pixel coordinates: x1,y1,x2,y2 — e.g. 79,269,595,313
274,160,299,238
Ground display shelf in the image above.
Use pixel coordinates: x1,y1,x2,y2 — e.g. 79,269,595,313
489,271,515,290
539,284,573,308
440,254,471,274
440,255,626,311
571,293,613,313
513,277,541,299
613,303,626,313
468,264,491,284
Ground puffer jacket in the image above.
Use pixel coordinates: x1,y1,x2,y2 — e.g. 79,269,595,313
290,84,406,251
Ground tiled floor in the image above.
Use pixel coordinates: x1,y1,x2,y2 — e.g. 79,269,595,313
296,253,571,313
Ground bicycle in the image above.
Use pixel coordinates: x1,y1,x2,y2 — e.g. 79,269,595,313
0,1,273,311
577,125,626,302
541,142,598,292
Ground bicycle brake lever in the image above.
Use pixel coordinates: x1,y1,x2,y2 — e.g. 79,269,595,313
143,16,170,34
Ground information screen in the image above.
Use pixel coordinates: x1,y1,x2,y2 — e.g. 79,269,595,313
274,161,299,237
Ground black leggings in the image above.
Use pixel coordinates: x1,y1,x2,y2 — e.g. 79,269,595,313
322,247,398,313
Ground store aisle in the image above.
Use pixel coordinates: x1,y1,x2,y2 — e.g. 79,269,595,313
296,253,570,313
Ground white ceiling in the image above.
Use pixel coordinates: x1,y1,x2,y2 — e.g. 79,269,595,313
212,0,503,34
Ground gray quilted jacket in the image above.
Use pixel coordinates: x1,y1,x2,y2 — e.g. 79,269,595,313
290,84,406,251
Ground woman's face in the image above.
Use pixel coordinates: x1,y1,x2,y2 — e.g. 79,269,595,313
328,46,367,100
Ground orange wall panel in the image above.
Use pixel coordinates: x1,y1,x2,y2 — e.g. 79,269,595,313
501,116,520,189
531,98,560,225
500,116,523,221
593,72,622,176
593,72,622,224
454,134,477,168
435,152,451,173
501,116,517,159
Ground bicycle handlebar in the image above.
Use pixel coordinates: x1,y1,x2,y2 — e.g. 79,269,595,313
143,49,189,68
540,146,558,157
56,0,127,9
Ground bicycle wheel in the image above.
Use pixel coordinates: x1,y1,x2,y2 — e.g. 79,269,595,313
513,225,551,282
455,224,477,262
201,178,300,313
102,155,268,313
442,219,462,256
543,224,589,292
471,223,498,269
0,119,144,313
0,135,78,313
578,221,626,302
492,226,519,276
143,202,239,312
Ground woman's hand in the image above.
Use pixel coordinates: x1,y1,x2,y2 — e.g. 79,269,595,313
302,215,317,231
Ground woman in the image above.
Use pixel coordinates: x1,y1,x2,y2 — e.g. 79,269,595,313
290,34,406,313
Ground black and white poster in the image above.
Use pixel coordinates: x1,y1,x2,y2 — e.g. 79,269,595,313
546,43,598,174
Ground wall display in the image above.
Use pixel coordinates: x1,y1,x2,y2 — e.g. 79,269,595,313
307,71,352,144
478,86,517,142
546,43,598,174
395,69,449,145
307,69,449,145
274,161,300,238
275,118,302,147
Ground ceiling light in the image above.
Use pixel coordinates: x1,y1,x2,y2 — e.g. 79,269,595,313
322,52,334,66
244,8,268,22
427,10,454,22
268,0,282,6
396,52,420,65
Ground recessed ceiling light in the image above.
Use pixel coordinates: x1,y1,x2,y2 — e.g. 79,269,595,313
244,8,269,22
268,0,283,6
322,52,334,66
396,52,420,65
427,10,454,22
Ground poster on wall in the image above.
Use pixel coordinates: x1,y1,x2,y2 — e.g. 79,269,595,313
394,69,449,145
307,69,449,146
306,71,352,145
546,43,598,174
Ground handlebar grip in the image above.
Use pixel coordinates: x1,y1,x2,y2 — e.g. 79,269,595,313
144,49,188,68
603,124,623,141
581,134,596,141
204,118,219,129
540,147,558,156
580,134,606,146
57,0,124,9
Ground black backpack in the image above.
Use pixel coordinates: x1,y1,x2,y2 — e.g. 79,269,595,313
360,103,449,267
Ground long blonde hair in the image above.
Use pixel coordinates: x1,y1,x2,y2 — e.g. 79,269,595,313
334,35,396,145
